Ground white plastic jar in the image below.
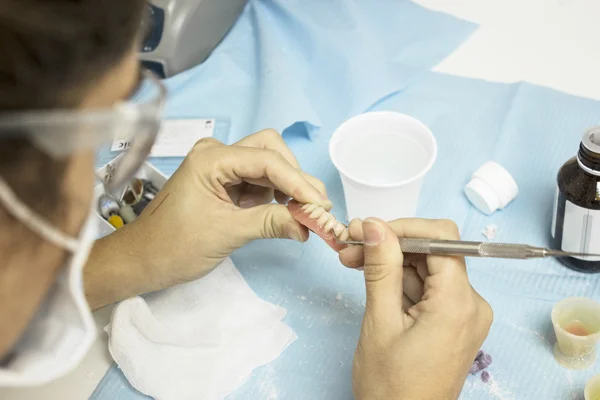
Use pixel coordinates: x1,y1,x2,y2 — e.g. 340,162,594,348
464,161,518,215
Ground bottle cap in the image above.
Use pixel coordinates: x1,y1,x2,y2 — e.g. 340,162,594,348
582,126,600,153
464,161,518,215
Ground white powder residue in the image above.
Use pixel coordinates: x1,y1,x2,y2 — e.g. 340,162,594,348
461,376,514,400
267,388,278,400
482,224,498,240
505,319,551,345
487,376,515,400
335,292,343,301
566,371,577,400
257,364,279,400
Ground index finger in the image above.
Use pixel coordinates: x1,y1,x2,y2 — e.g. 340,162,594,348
234,130,330,203
234,129,301,169
216,146,330,208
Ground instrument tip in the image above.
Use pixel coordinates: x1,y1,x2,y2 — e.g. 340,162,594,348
546,249,600,258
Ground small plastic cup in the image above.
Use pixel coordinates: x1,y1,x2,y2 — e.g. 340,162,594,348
585,374,600,400
329,112,437,221
551,297,600,369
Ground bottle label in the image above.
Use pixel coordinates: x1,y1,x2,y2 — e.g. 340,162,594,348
559,200,600,261
551,185,558,238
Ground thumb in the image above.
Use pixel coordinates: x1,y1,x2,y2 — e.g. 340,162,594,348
362,218,404,319
238,203,309,242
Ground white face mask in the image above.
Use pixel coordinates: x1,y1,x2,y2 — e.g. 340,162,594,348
0,176,97,386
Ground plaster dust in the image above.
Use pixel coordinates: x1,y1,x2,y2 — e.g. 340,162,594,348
504,319,551,345
565,371,577,400
461,376,515,400
487,377,515,400
257,364,280,400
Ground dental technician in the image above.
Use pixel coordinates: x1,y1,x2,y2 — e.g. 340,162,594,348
0,1,492,399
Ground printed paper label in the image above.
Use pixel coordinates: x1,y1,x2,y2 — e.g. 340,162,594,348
561,200,600,261
111,119,215,157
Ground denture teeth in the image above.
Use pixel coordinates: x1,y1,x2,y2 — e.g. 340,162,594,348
333,223,346,237
304,204,350,240
303,203,319,213
317,212,330,228
309,207,324,219
324,218,337,232
339,229,349,241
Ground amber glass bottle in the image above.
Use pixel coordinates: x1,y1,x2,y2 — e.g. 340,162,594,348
552,127,600,273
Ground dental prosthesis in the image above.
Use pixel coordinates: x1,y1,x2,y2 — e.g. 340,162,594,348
287,200,350,251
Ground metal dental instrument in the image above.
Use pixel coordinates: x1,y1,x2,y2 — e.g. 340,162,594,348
97,194,121,219
335,238,600,260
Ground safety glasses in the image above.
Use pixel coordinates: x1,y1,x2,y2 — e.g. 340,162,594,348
0,69,166,197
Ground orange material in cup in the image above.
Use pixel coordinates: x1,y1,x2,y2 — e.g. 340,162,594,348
565,321,590,336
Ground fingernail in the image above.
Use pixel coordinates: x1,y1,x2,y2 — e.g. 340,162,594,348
239,198,255,209
356,267,364,271
339,249,361,268
363,219,384,245
286,223,305,242
324,199,333,210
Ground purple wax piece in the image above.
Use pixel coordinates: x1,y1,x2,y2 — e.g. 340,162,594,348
470,349,493,375
475,350,484,361
476,359,487,371
469,362,482,375
481,371,490,383
479,352,492,368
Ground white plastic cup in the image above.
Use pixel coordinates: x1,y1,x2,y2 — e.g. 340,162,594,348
329,112,437,221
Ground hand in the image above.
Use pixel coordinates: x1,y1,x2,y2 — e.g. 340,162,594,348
85,130,331,308
141,129,332,284
338,218,493,400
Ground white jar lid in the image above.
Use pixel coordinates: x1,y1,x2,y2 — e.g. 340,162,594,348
464,161,518,215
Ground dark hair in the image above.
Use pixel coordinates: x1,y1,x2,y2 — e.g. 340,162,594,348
0,0,146,110
0,0,146,224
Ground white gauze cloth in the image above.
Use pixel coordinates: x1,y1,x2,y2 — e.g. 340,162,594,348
105,258,297,400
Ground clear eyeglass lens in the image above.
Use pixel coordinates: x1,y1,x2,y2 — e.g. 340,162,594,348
102,70,166,195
